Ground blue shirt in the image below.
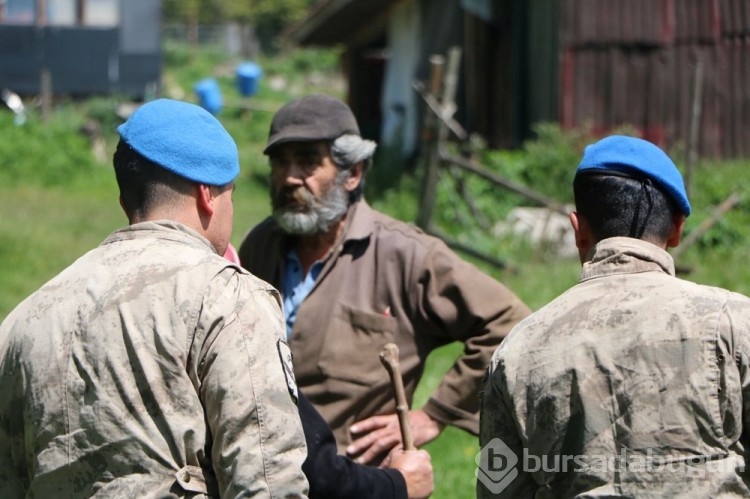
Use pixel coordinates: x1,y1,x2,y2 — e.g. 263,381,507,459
282,249,323,338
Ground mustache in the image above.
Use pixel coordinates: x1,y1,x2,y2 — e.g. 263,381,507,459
272,187,315,210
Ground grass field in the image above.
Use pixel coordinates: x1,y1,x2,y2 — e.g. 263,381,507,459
2,43,750,498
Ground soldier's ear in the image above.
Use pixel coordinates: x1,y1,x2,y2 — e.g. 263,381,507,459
196,184,215,217
666,213,686,248
570,212,593,263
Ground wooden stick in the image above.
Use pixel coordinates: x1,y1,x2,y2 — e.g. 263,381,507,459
379,343,415,450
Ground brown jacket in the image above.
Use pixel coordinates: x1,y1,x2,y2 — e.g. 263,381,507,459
239,201,531,451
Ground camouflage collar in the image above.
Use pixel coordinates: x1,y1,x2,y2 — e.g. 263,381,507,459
580,237,675,282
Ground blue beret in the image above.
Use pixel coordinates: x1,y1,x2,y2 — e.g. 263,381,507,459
117,98,239,186
576,135,691,216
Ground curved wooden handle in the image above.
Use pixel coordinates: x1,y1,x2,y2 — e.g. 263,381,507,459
380,342,415,450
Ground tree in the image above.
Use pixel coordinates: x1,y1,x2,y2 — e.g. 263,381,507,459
163,0,317,53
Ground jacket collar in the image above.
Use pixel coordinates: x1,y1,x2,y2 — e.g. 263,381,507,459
340,199,375,243
103,220,219,254
579,237,675,282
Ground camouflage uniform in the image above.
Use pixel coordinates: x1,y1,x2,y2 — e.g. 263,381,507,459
0,221,309,498
479,237,750,498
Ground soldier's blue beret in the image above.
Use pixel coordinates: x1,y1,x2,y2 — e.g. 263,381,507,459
117,98,239,186
576,135,691,216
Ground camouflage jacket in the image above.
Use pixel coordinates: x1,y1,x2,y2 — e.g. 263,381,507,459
0,221,309,498
479,237,750,498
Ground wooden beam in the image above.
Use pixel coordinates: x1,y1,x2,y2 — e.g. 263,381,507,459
426,227,511,272
440,151,569,215
412,80,468,141
415,54,447,229
36,0,47,26
76,0,84,25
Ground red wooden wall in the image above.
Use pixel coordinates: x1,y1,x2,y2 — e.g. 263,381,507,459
559,0,750,158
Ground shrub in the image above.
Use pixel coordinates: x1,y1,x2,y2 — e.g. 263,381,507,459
0,109,103,187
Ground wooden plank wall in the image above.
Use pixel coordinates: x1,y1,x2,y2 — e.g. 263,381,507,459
558,0,750,158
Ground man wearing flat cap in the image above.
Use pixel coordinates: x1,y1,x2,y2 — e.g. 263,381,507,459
0,99,309,497
238,94,531,467
478,135,750,498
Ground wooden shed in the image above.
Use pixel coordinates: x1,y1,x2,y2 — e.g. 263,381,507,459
0,0,161,98
287,0,517,160
289,0,750,159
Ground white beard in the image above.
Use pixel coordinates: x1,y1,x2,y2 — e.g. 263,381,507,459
273,171,350,235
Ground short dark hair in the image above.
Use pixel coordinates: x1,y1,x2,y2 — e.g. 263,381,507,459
573,173,677,242
113,140,194,220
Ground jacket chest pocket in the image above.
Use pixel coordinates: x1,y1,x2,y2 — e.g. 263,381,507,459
317,305,397,386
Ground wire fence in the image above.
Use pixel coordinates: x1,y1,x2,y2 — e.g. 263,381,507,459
162,23,260,58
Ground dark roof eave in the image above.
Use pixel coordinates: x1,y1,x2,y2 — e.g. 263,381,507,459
286,0,399,46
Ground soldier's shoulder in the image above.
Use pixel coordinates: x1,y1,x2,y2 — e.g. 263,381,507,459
676,278,750,308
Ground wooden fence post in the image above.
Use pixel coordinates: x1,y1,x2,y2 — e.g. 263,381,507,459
685,58,704,198
415,54,445,229
416,47,462,230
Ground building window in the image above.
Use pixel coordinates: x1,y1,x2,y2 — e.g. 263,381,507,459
3,0,35,23
48,0,76,25
0,0,118,25
84,0,117,26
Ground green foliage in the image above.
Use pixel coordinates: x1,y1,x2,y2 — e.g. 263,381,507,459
678,159,750,266
248,0,314,47
0,110,104,187
163,39,235,90
162,0,317,50
499,122,590,201
162,0,201,22
162,38,198,68
419,123,592,263
162,37,342,105
260,46,341,78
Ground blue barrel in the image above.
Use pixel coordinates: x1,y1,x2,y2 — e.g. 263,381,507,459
236,62,263,97
194,78,223,115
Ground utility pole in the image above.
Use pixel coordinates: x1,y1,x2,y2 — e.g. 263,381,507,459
76,0,85,25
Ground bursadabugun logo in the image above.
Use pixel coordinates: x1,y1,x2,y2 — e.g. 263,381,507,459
475,438,518,494
476,437,746,495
